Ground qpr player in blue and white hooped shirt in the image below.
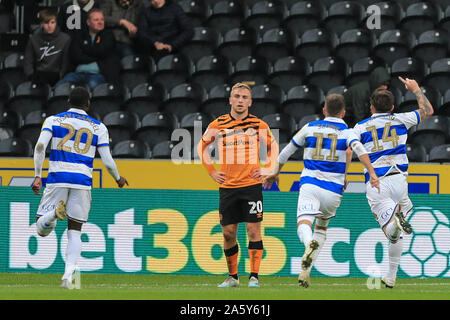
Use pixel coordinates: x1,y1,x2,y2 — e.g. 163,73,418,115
352,77,434,288
32,87,128,289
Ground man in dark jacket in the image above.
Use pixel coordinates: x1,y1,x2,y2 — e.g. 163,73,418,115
24,9,71,86
137,0,193,61
58,0,100,35
100,0,145,58
56,9,120,90
343,66,391,127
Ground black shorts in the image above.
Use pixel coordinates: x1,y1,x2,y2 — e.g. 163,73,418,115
219,183,263,226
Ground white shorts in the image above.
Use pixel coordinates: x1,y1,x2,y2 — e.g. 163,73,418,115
297,184,342,223
36,185,92,223
366,173,413,229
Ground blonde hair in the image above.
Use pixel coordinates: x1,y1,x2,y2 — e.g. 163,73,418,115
231,82,252,95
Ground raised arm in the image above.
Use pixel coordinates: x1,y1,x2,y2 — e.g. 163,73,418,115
398,76,434,121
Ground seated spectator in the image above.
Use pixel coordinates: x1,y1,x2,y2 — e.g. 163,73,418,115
58,0,100,35
23,9,71,87
100,0,144,58
137,0,194,61
56,9,120,90
343,66,391,127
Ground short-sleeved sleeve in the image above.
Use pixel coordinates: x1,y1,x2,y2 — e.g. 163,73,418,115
291,124,308,148
41,116,54,134
201,120,219,144
395,111,421,129
344,128,361,148
97,123,110,148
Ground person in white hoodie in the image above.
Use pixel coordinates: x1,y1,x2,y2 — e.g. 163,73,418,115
23,9,71,86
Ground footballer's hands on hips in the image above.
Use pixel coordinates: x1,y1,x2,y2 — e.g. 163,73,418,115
116,176,129,188
398,76,420,92
32,177,42,195
369,173,381,193
210,171,226,184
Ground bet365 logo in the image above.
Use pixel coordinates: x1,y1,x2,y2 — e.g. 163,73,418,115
401,207,450,278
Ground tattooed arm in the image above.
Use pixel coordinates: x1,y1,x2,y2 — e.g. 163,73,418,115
398,76,434,121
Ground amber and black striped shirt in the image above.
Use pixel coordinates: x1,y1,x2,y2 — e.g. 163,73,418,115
199,113,278,188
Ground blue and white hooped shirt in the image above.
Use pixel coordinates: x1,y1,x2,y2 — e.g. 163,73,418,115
291,117,360,195
353,111,421,183
41,108,110,190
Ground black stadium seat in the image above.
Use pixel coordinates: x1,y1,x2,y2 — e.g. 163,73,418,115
7,81,50,118
152,140,175,159
180,112,215,146
297,113,324,130
190,55,231,92
150,54,191,92
0,79,13,110
134,111,178,149
205,1,244,34
103,111,140,148
294,28,337,64
281,85,324,122
120,54,152,91
0,137,33,157
201,83,232,117
16,110,48,147
0,52,26,89
249,84,283,118
372,29,416,65
112,140,151,159
428,144,450,163
90,83,125,120
262,113,297,144
282,1,325,37
215,27,256,64
123,83,165,120
322,1,365,36
228,56,269,87
412,30,449,66
180,27,220,63
424,58,450,95
334,28,373,65
244,0,287,37
254,27,291,63
162,83,205,119
345,56,386,87
305,56,346,94
178,0,207,28
399,2,441,37
408,116,449,153
406,143,427,162
267,56,308,93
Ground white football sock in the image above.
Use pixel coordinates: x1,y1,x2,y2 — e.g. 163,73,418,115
387,237,403,279
36,211,57,237
62,229,82,281
297,224,313,247
306,230,327,272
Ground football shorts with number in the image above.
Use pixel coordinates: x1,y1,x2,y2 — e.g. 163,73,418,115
36,185,92,223
219,183,263,226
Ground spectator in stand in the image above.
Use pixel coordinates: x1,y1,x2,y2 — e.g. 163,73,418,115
100,0,145,58
56,9,120,90
58,0,100,35
137,0,193,61
23,9,71,87
343,66,391,127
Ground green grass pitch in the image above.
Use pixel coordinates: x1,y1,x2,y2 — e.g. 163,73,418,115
0,273,449,300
